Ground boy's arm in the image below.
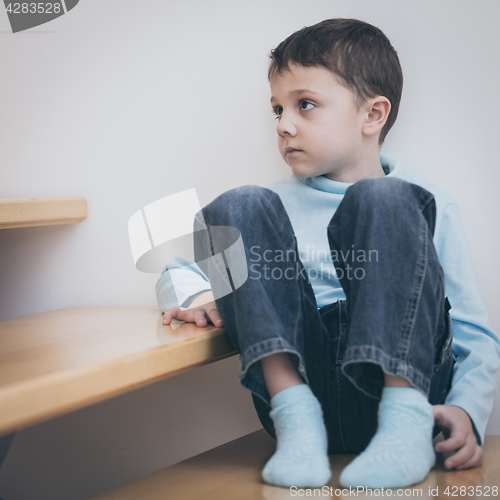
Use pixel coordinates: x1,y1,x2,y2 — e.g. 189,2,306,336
436,201,500,446
155,253,212,312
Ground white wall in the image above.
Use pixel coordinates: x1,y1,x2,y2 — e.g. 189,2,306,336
0,1,499,498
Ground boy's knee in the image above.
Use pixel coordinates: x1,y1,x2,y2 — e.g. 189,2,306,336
224,185,277,204
206,185,280,217
346,176,403,200
344,177,432,210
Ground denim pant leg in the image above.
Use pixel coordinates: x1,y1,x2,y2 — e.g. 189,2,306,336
325,177,455,451
193,185,329,410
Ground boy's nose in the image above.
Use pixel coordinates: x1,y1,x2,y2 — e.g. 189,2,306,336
276,112,297,137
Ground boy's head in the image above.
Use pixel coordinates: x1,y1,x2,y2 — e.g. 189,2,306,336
268,18,403,146
268,19,403,181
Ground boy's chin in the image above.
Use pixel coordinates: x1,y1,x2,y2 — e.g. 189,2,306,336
289,164,321,179
289,165,315,179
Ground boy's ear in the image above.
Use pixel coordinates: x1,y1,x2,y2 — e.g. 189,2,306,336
363,96,391,138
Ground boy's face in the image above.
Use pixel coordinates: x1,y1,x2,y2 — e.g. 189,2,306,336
270,63,370,181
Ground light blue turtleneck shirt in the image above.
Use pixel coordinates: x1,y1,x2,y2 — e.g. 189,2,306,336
155,156,500,446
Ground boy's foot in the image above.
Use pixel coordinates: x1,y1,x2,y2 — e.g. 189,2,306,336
262,383,331,488
339,386,435,488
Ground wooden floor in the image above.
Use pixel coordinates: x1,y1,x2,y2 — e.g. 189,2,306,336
92,429,500,500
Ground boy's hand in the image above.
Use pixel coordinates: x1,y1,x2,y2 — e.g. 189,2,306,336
162,291,224,328
433,405,484,470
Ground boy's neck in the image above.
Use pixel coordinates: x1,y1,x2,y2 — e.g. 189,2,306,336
322,148,386,183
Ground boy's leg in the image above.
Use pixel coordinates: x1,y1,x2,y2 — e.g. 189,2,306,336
193,185,331,487
316,299,454,453
326,177,453,488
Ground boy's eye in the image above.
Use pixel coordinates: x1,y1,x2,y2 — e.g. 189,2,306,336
300,100,315,111
272,106,283,119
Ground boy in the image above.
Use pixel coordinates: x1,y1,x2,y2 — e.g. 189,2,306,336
158,19,500,488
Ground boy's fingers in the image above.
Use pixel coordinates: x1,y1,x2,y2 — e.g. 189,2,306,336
443,434,475,469
456,446,484,470
163,307,197,324
163,307,181,324
193,308,208,327
206,306,224,327
436,436,465,454
435,429,466,453
162,305,217,327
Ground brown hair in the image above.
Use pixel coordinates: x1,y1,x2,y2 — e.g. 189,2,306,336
268,19,403,144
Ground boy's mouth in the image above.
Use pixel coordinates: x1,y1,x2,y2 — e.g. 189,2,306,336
285,147,302,156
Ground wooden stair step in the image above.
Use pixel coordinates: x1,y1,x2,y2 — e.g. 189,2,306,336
0,196,87,229
0,307,235,436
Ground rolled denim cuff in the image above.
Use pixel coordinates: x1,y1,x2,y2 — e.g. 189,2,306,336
341,345,432,399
